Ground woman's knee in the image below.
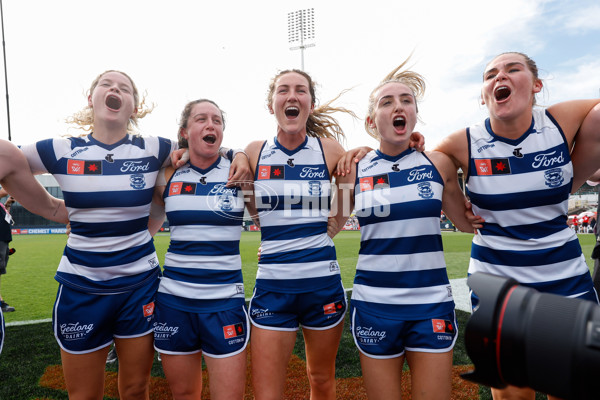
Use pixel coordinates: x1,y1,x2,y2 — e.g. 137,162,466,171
306,365,335,390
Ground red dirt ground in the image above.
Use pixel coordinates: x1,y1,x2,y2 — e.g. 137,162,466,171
39,353,479,399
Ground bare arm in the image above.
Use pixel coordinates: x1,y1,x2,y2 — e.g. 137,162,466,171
0,140,68,224
329,164,355,238
148,166,175,236
336,146,373,177
321,138,353,238
588,168,600,183
548,99,600,147
566,103,600,192
320,137,346,177
148,185,166,236
428,151,475,233
433,128,470,173
226,151,252,188
242,141,263,227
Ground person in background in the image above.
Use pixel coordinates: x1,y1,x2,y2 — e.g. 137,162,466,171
0,192,15,313
148,99,249,400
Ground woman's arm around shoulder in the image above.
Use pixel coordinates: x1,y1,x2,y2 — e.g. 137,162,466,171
559,101,600,192
320,137,346,177
428,150,476,233
433,128,470,173
242,141,265,227
148,167,171,236
329,160,356,238
244,140,266,174
547,99,600,147
0,140,68,223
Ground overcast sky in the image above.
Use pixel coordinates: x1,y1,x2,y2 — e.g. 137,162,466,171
0,0,598,152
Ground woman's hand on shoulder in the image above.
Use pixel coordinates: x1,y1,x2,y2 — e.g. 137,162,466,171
410,131,425,152
336,146,372,177
319,137,345,177
170,148,189,169
227,152,252,188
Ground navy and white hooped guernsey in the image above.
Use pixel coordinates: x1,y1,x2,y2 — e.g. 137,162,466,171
352,148,454,320
158,157,245,313
254,136,339,293
22,134,176,294
467,108,594,297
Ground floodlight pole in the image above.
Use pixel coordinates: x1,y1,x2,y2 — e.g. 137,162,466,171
288,8,315,71
0,0,10,141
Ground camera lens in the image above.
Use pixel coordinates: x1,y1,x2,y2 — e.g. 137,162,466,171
462,272,600,400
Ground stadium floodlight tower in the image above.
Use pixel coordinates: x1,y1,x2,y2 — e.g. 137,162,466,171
288,8,315,71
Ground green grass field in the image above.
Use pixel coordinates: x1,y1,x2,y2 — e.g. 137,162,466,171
0,232,596,399
1,231,597,323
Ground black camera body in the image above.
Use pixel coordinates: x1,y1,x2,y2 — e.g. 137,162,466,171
463,272,600,400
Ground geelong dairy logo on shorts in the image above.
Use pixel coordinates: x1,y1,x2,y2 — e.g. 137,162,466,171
323,300,344,315
154,322,179,339
143,302,155,318
544,168,564,188
130,173,146,189
251,308,273,319
67,160,103,175
417,182,434,199
355,326,386,345
60,322,94,341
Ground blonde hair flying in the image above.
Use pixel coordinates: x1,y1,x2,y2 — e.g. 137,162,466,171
365,57,426,140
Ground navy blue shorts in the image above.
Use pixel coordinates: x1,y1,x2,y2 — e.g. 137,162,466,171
53,279,158,354
153,302,249,358
249,280,347,331
351,306,457,358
